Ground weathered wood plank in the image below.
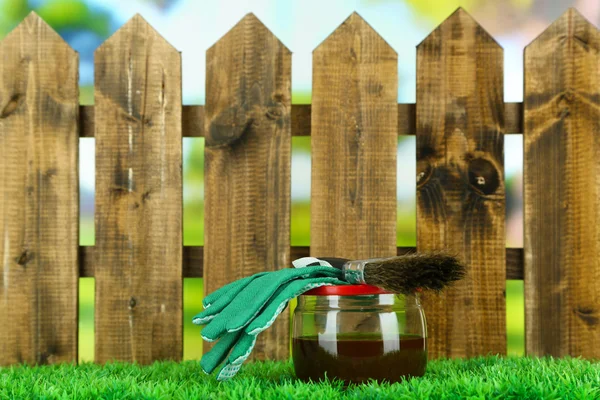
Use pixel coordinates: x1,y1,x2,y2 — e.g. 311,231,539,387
80,106,94,137
505,102,522,135
81,245,524,279
82,105,205,138
0,12,79,365
506,248,524,280
524,8,600,358
79,102,523,138
291,105,310,136
183,105,205,137
94,14,182,363
204,13,291,359
398,103,416,135
311,12,397,260
416,8,506,358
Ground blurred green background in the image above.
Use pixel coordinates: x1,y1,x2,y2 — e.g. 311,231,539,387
4,0,595,362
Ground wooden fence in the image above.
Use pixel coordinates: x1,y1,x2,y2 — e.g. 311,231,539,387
0,7,599,366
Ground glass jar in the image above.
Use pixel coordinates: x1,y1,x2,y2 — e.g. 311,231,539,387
292,284,427,384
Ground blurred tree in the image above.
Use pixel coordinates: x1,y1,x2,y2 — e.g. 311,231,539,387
36,0,110,36
185,138,204,182
0,0,29,37
0,0,110,38
0,0,29,34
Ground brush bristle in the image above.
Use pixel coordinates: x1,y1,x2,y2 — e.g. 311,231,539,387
363,252,466,294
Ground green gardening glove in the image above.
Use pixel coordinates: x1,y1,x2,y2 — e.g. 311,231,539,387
193,265,344,341
193,258,348,380
197,276,347,380
194,272,270,325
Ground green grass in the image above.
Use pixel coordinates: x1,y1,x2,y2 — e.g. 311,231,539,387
1,357,598,399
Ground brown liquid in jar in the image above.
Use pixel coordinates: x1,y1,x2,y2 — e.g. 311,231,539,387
293,334,426,384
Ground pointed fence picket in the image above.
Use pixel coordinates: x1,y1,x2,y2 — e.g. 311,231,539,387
416,8,506,358
0,13,79,365
94,14,183,363
311,13,398,261
524,9,600,358
0,8,598,366
203,13,292,360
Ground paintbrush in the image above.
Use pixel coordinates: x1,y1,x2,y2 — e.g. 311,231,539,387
315,252,466,294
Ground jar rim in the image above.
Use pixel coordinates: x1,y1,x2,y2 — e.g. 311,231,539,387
301,284,391,296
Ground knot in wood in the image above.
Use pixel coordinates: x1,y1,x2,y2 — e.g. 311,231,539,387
558,107,570,119
38,345,58,365
416,162,434,189
0,93,24,119
574,306,598,326
468,158,500,195
563,91,574,104
16,249,34,267
207,105,251,148
265,104,284,121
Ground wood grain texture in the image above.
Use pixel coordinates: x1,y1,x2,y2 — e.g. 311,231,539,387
204,13,291,360
416,8,506,358
80,106,94,137
524,8,600,358
79,102,523,138
182,106,205,137
311,13,397,260
291,105,310,136
94,14,182,363
505,103,523,135
0,12,79,365
81,245,524,279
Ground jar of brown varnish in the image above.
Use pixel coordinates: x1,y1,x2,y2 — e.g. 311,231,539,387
292,284,427,384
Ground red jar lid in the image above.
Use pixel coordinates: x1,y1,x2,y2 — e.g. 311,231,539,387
302,284,391,296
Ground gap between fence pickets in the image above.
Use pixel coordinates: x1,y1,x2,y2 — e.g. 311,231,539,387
79,102,523,137
79,246,523,280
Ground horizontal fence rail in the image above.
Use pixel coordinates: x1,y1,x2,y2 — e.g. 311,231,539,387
78,246,525,280
78,103,524,137
1,7,599,366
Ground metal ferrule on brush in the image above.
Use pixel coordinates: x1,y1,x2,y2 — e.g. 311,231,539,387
342,258,384,284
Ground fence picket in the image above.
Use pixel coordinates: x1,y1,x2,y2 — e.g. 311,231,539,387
311,12,398,260
204,13,292,360
416,8,506,358
94,14,182,363
524,8,600,358
0,12,79,365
